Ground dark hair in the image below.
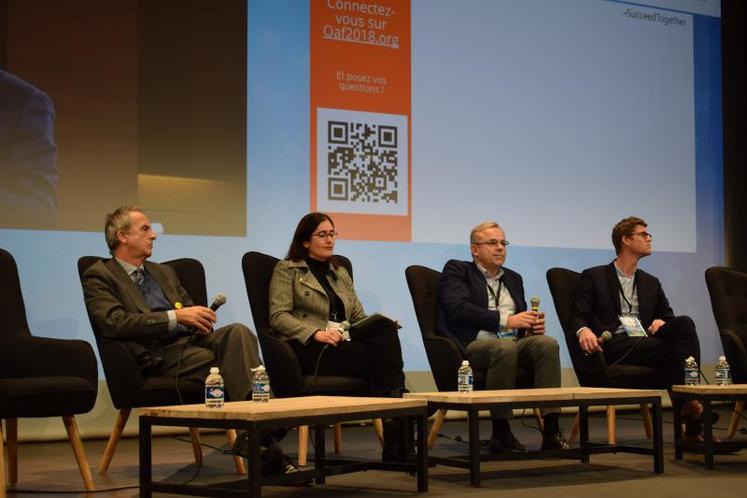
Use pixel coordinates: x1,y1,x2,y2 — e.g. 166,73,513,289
285,212,335,262
612,216,647,254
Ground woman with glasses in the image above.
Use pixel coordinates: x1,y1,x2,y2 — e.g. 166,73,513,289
269,212,408,460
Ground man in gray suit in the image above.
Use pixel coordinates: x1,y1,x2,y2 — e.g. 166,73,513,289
82,205,260,402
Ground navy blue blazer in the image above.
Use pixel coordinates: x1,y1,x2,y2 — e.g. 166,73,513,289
571,261,675,336
436,259,527,350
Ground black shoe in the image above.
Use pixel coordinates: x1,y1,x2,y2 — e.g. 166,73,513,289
541,432,571,450
684,412,720,437
232,429,289,458
382,419,416,462
489,430,527,453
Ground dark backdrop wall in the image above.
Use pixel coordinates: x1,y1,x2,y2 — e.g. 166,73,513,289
0,0,246,236
722,0,747,272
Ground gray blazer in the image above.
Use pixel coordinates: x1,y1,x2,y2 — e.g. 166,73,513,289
269,259,366,344
83,258,192,355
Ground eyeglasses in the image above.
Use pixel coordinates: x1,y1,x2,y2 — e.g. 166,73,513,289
630,231,652,240
312,230,338,239
473,239,510,248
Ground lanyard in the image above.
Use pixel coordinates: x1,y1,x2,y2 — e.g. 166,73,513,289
485,278,503,309
616,272,637,314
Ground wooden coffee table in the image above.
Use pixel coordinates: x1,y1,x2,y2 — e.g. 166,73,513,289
139,396,428,498
405,387,664,487
671,384,747,469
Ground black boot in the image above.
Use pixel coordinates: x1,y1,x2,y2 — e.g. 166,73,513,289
382,418,415,462
489,418,526,453
540,413,571,449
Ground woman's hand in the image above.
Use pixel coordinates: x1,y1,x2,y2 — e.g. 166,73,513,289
313,327,344,346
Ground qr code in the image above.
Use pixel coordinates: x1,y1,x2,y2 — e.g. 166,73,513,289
316,108,408,215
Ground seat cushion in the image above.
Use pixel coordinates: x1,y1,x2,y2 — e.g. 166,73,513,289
0,376,96,417
300,375,371,396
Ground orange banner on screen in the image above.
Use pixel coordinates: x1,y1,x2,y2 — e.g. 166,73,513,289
310,0,411,241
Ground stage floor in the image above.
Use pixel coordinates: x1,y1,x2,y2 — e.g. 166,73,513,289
6,405,747,497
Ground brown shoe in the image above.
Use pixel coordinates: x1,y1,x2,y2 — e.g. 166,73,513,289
680,400,703,422
681,400,720,436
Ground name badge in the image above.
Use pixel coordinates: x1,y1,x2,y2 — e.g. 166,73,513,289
619,314,647,337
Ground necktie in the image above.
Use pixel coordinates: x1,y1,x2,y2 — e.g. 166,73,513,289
132,268,145,287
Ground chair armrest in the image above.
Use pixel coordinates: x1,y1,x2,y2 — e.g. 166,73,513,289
721,328,747,382
423,336,464,392
0,336,97,386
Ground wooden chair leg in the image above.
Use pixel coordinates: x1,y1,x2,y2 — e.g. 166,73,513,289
427,409,447,449
62,416,95,491
6,419,17,485
297,425,309,466
225,430,246,474
606,405,617,445
98,408,130,473
640,403,653,439
189,428,202,466
569,412,580,444
727,400,745,439
333,422,342,454
533,408,544,431
373,418,384,447
1,420,7,498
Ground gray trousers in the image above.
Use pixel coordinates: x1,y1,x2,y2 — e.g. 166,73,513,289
466,334,561,419
156,323,261,401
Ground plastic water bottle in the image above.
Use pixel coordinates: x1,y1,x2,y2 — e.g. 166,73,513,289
205,367,224,409
715,355,732,385
251,365,271,402
457,360,474,393
683,356,699,386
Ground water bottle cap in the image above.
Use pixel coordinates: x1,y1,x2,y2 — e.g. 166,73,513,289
461,360,469,366
210,367,219,374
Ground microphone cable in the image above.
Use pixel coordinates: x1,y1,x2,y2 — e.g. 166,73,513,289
175,331,197,405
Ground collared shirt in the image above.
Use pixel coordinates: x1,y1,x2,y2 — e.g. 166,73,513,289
115,257,177,330
475,262,518,340
613,262,639,335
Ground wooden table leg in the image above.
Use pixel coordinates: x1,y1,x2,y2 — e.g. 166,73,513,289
703,400,715,470
6,419,16,486
416,414,428,492
468,407,481,488
579,405,590,464
314,424,326,485
138,417,152,498
1,420,7,498
652,399,664,473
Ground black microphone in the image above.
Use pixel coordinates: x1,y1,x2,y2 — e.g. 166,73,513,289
175,293,227,338
209,292,227,312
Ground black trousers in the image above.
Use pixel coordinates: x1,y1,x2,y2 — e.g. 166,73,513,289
603,315,700,386
291,321,405,396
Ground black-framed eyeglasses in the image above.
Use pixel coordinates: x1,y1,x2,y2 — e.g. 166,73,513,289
473,239,509,248
312,230,338,239
630,231,652,240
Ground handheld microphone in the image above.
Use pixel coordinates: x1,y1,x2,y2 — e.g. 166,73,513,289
530,296,540,313
339,320,351,342
209,293,227,312
600,330,613,343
